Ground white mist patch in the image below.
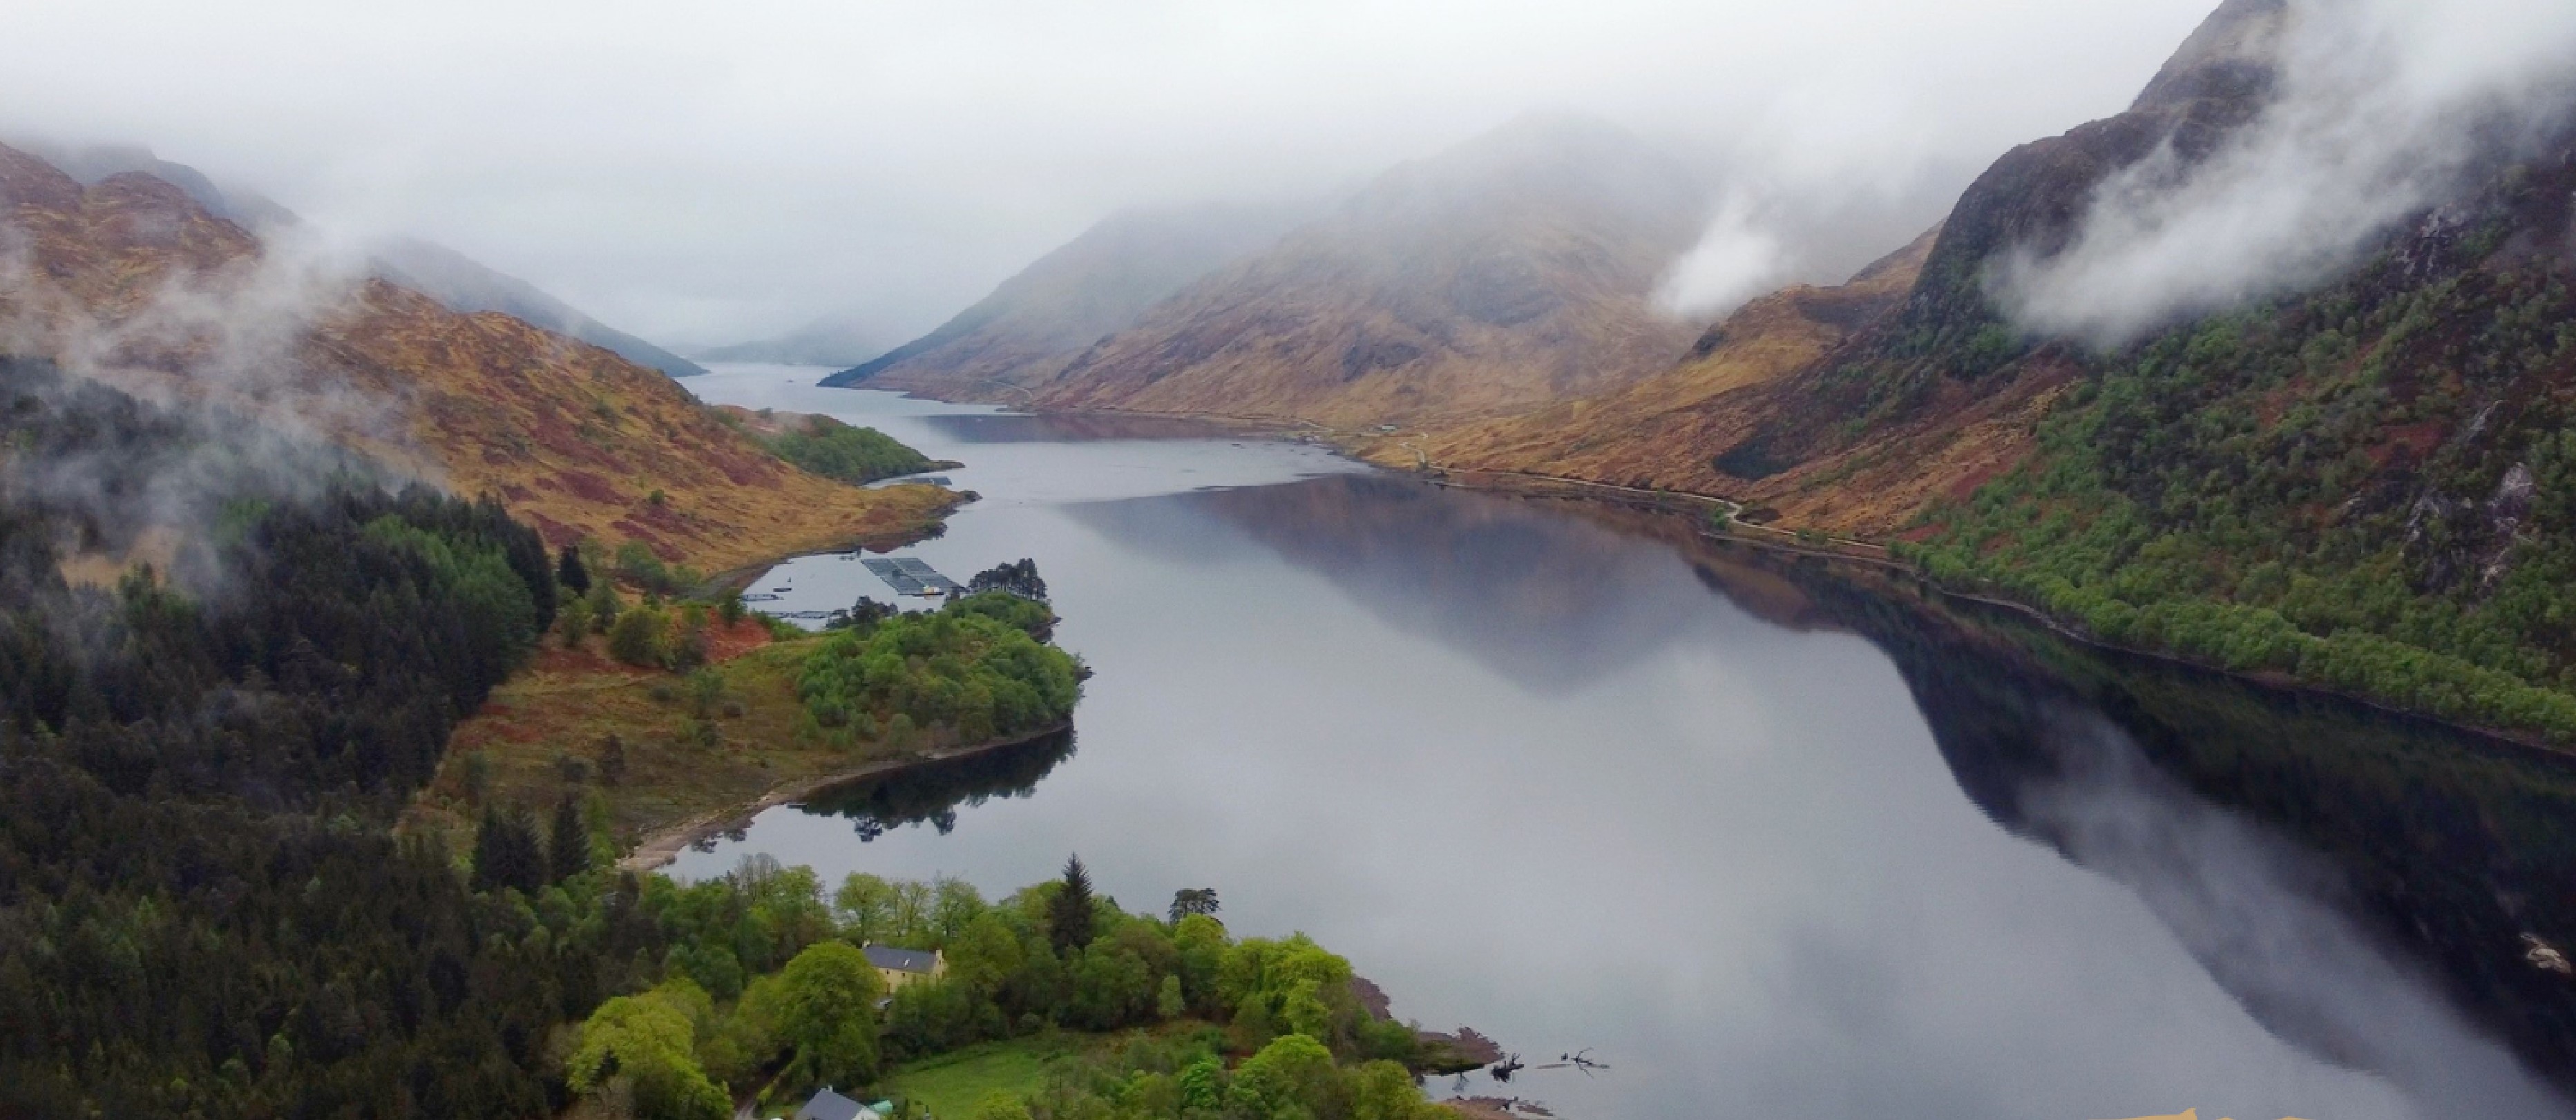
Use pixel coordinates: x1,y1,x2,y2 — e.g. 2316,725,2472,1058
1655,193,1788,320
0,194,439,574
2027,710,2575,1119
2003,0,2576,345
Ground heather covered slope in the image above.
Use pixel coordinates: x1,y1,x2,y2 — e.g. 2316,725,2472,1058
17,140,711,380
1027,115,1707,427
0,142,949,573
820,200,1306,398
1395,227,1937,490
366,235,712,380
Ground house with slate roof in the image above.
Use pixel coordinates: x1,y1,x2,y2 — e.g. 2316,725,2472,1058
863,943,946,990
794,1086,877,1120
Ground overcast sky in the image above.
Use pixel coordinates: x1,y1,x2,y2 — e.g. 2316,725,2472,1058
1,0,2216,349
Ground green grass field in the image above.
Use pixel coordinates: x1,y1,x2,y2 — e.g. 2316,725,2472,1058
877,1039,1070,1119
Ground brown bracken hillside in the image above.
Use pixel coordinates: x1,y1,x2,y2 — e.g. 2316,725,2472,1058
0,142,949,572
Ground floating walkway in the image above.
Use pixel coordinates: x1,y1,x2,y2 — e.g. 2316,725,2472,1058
861,557,965,597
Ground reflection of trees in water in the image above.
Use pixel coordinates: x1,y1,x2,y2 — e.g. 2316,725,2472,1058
1736,552,2576,1094
796,728,1078,840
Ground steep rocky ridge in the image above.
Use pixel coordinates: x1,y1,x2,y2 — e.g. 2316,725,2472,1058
1009,116,1706,427
820,200,1308,398
0,142,946,573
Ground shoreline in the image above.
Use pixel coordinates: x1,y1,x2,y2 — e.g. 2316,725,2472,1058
1418,463,2576,762
792,382,2576,760
618,720,1073,874
697,487,973,596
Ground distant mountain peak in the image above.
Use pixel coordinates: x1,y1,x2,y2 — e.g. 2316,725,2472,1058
821,198,1313,396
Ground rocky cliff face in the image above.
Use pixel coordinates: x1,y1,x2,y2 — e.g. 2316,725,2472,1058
0,142,946,572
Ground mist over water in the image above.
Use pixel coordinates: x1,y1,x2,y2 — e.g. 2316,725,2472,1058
676,365,2573,1120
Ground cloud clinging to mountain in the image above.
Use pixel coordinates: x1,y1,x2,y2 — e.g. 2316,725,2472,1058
0,0,2216,345
2002,0,2576,345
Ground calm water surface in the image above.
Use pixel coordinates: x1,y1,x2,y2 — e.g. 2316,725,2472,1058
683,363,2576,1120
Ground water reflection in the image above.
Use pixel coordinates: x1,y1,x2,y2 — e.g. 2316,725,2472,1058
1715,548,2576,1110
678,367,2576,1119
797,729,1079,841
1075,474,1706,690
918,412,1250,444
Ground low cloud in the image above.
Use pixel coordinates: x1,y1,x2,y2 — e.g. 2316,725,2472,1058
0,191,429,583
2002,0,2576,345
1656,193,1788,320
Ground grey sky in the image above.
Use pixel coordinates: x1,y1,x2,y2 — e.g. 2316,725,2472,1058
1,0,2215,348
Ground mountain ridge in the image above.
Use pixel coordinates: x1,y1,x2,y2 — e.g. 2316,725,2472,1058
0,142,948,573
819,200,1311,398
12,139,712,380
1023,115,1708,427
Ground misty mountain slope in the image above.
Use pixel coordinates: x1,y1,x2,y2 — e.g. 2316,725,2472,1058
15,140,709,379
0,142,948,572
1422,0,2576,740
1397,226,1937,486
366,236,711,379
818,200,1309,397
698,318,888,367
1026,115,1708,427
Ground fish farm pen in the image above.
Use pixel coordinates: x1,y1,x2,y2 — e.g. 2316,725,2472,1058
861,557,965,597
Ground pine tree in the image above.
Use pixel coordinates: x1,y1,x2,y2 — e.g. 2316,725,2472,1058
472,806,545,894
1048,853,1096,956
550,793,591,882
557,544,591,595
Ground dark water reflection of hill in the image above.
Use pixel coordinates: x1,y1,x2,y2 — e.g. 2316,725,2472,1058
1698,539,2576,1107
975,472,2576,1104
673,374,2576,1116
1073,474,1703,691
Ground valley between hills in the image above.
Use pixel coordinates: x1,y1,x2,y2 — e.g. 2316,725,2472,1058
16,0,2576,1117
828,0,2576,746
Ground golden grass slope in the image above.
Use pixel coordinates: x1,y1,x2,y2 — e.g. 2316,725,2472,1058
1376,225,2070,539
0,142,948,572
1391,233,1916,492
1030,116,1706,428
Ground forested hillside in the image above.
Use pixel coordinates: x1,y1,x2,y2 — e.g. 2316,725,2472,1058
0,361,1085,1118
0,358,602,1114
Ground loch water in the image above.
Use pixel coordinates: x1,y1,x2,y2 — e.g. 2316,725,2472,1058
682,364,2576,1120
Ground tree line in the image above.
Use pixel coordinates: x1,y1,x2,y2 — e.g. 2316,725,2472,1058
569,854,1457,1120
0,357,620,1117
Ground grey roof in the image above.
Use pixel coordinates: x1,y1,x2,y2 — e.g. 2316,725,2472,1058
863,943,940,974
797,1088,869,1120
